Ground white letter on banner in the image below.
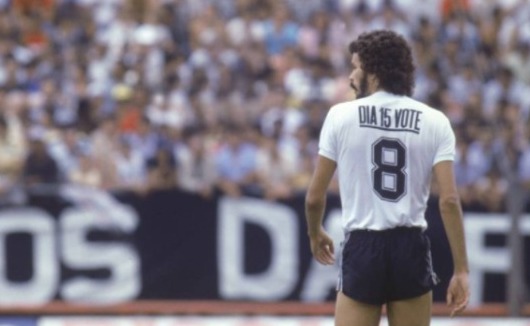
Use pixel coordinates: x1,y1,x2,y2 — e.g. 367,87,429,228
465,214,530,307
301,209,344,301
218,197,298,300
0,208,58,304
60,206,140,304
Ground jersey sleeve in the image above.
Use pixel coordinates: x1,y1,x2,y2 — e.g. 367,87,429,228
433,116,456,165
318,106,338,162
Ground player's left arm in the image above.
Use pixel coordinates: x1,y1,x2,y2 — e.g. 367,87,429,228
433,115,469,316
305,155,337,265
434,160,469,316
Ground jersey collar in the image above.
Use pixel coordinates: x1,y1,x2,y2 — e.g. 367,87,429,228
369,90,402,98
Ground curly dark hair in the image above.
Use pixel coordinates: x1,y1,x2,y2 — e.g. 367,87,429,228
349,30,415,96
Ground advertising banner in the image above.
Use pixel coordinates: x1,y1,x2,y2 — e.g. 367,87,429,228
0,185,528,306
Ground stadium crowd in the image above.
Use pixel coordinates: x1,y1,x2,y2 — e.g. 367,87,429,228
0,0,529,212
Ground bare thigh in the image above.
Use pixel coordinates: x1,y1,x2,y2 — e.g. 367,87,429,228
386,291,432,326
335,291,382,326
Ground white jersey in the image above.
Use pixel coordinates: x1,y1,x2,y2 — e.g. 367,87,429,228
319,91,455,231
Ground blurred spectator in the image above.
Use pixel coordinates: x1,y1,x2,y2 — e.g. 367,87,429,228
68,152,102,189
448,65,481,105
48,126,85,180
126,116,160,159
475,164,508,212
13,0,54,16
440,0,470,22
177,127,216,198
466,124,495,176
226,6,265,46
482,67,529,120
256,136,296,201
368,2,410,39
0,113,26,198
263,5,299,56
519,138,530,191
297,10,330,60
503,41,530,85
89,115,120,189
22,134,59,188
146,147,177,191
215,124,259,197
454,138,481,209
291,151,315,194
146,92,183,129
112,137,147,194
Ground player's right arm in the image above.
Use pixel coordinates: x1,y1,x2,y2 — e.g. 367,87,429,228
305,104,340,266
305,155,337,265
433,160,470,317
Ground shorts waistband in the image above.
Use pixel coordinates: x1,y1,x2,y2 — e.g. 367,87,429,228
349,226,423,235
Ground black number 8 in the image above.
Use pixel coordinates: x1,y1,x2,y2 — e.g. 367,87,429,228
372,138,407,201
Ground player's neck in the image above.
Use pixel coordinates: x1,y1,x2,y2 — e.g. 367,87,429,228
367,76,382,96
367,86,384,97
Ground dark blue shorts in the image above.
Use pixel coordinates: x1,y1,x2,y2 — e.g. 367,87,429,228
338,226,439,305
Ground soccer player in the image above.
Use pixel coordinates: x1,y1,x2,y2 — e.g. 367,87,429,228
305,30,469,326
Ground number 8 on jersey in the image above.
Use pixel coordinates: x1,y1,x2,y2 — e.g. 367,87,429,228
371,137,407,202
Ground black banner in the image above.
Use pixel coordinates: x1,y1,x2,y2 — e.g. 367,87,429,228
0,185,528,306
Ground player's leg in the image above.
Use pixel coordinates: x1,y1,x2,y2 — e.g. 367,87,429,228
338,230,386,325
386,228,438,326
386,291,432,326
335,291,382,326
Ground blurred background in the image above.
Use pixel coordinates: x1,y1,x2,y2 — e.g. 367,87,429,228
0,0,529,325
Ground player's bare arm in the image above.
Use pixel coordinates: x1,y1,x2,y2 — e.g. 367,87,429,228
433,160,470,317
305,155,337,265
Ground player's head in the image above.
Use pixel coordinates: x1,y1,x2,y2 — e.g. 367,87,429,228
348,30,415,98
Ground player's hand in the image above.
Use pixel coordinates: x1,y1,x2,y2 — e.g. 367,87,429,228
446,272,470,317
309,228,335,265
